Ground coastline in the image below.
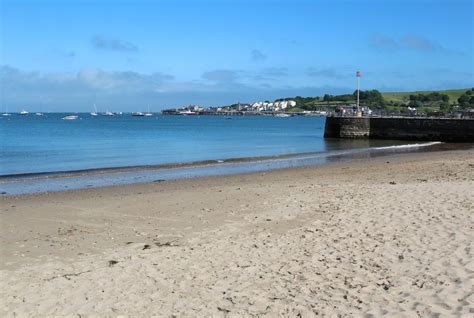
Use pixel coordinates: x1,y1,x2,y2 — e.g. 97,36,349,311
2,141,469,196
1,141,444,181
1,148,473,316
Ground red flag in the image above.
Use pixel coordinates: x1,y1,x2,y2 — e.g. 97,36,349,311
356,70,362,77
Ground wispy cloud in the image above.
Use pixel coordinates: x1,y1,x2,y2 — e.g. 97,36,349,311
76,68,173,90
8,65,470,111
50,49,76,59
369,33,398,49
369,33,441,53
202,70,239,83
306,67,347,79
401,35,436,52
0,66,173,93
0,65,357,110
250,49,267,62
52,50,76,58
92,36,138,52
262,67,287,77
248,67,288,82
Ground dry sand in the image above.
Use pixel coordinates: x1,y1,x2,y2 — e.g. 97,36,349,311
1,149,473,316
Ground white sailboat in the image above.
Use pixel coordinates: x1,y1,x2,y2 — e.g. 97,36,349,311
90,104,98,116
103,109,114,116
20,110,29,115
131,111,144,116
62,115,79,120
35,105,44,116
144,105,153,116
2,105,11,116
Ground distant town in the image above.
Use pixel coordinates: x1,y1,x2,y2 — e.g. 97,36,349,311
162,88,474,118
3,88,472,119
161,100,316,116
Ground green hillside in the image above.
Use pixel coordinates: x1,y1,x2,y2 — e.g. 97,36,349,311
382,88,469,104
283,88,472,112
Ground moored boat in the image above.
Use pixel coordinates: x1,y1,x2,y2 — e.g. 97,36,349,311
144,105,153,116
275,113,291,118
179,110,197,116
103,111,114,116
62,115,79,120
90,104,98,116
2,106,11,116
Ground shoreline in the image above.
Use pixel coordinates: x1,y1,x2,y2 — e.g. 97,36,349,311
1,148,473,315
0,141,445,181
2,141,470,196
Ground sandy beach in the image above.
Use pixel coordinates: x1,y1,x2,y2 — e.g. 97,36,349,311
1,149,473,316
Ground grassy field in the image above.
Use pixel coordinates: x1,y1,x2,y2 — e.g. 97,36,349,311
382,88,469,104
285,88,471,112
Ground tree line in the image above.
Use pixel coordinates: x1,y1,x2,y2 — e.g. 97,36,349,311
457,88,474,109
279,89,473,112
277,90,385,110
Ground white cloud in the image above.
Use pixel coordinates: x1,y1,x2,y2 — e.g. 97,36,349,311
92,35,138,52
0,65,376,111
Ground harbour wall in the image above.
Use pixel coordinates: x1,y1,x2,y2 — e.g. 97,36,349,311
324,117,474,142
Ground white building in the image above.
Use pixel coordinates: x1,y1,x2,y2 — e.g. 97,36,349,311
250,100,296,112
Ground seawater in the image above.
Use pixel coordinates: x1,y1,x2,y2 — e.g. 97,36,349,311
0,113,448,194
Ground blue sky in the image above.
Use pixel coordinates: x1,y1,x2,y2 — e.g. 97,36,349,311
0,0,473,111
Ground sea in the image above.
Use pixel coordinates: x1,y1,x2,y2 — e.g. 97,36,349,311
0,113,453,195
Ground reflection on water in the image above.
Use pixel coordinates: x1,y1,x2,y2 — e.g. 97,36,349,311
2,141,471,195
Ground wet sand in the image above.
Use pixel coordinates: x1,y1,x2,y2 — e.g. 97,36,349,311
1,149,473,316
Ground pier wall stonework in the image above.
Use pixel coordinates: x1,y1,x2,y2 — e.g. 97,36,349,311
338,117,370,138
324,117,474,142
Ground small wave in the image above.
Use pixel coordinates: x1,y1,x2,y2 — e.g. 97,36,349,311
0,142,443,182
374,141,442,151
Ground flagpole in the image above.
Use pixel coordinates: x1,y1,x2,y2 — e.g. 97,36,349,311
356,71,360,112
